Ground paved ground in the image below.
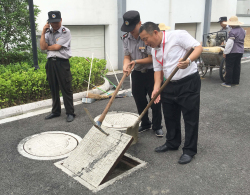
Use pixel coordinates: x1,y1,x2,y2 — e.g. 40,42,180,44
1,59,250,195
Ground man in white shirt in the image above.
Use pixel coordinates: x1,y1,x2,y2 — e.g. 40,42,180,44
139,22,203,164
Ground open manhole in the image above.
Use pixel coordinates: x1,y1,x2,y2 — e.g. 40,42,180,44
55,153,146,193
54,126,147,192
18,131,82,160
94,111,139,131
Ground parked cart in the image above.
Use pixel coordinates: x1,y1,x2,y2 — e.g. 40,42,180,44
197,47,226,82
196,31,227,82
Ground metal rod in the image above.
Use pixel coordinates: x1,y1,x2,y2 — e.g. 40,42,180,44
101,73,117,89
106,52,120,85
86,53,94,100
28,0,39,70
83,80,111,95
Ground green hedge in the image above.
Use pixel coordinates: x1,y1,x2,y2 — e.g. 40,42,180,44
0,55,107,109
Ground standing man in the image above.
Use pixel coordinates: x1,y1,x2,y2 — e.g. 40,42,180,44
221,16,245,88
139,22,203,164
40,11,75,122
121,11,163,137
218,16,231,41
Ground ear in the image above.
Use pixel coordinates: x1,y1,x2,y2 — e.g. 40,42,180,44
153,30,159,35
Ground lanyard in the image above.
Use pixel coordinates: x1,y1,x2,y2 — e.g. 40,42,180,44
155,31,165,66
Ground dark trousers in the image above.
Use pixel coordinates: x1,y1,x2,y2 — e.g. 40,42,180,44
161,72,201,156
46,58,74,115
225,53,243,85
131,69,162,130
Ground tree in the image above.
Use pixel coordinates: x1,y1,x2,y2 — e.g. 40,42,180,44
0,0,40,65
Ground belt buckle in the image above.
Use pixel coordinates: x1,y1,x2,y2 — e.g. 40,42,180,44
51,57,56,61
141,69,147,73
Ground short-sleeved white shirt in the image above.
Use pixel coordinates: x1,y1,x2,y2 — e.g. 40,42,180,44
152,30,200,80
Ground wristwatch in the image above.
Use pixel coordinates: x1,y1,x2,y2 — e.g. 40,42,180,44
133,60,137,64
187,58,192,66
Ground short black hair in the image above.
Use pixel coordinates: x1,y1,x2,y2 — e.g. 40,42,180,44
139,22,160,35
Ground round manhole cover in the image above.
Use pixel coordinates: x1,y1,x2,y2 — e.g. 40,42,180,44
94,111,139,131
18,131,82,160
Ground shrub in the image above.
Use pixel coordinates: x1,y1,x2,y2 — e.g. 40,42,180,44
0,55,107,109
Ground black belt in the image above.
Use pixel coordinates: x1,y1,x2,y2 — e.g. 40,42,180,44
170,72,198,84
48,57,68,61
135,68,153,73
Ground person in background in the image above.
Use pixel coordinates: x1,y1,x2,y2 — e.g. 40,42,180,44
121,11,163,137
158,23,171,31
40,11,75,122
218,16,231,43
221,16,245,88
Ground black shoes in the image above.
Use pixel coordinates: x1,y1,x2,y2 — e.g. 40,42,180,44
138,125,163,137
66,114,75,122
138,125,151,133
45,113,60,120
178,154,193,164
45,113,75,122
155,129,163,137
155,144,169,152
155,144,194,164
155,144,178,153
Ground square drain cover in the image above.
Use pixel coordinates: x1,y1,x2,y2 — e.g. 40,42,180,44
58,126,133,188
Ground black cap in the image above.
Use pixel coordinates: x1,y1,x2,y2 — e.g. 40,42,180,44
48,11,61,23
218,17,227,23
121,11,140,32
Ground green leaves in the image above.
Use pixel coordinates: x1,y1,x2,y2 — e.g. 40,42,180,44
0,0,40,64
0,56,107,108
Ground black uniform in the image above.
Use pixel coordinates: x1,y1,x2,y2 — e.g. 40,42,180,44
121,11,162,132
45,20,74,116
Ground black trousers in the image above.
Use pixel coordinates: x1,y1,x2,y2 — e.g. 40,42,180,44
225,53,243,85
45,58,74,115
131,69,162,130
161,72,200,156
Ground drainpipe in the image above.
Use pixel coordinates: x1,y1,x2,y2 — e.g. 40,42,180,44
203,0,212,46
169,0,172,29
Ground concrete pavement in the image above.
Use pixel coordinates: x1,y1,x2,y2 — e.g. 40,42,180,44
1,60,250,194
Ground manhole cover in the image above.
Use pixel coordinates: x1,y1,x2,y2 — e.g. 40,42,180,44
94,111,139,131
18,131,82,160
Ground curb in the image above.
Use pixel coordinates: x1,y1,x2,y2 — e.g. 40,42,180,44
0,78,110,120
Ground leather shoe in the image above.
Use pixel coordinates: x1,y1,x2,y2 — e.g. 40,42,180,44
66,114,75,122
155,129,163,137
45,113,60,120
138,124,151,133
155,144,178,152
178,154,193,164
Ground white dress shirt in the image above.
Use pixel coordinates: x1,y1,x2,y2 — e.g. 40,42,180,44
152,30,200,80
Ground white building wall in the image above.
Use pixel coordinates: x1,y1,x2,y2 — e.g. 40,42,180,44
34,0,250,70
211,0,237,22
127,0,205,42
236,0,250,14
34,0,118,70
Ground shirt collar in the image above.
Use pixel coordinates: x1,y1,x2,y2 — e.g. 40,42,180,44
128,32,140,41
155,31,168,50
51,26,63,33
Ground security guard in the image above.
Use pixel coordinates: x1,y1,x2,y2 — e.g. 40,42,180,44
40,11,75,122
121,10,163,137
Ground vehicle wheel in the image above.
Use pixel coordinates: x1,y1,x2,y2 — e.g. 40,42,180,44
197,57,208,77
219,58,226,82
